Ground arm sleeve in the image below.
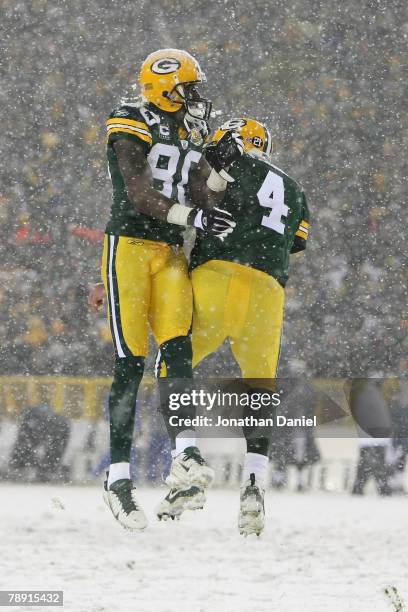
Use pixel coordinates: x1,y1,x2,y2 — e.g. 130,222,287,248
106,107,152,152
291,191,310,254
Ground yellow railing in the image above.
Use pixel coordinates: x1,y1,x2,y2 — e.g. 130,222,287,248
0,376,399,421
0,376,112,420
0,376,348,420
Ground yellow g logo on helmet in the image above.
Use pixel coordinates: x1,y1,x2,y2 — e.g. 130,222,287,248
214,117,273,159
139,48,211,118
150,58,181,74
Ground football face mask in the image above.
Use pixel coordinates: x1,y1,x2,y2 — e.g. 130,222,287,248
169,82,212,121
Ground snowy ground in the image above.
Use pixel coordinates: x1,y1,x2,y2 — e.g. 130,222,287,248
1,484,407,612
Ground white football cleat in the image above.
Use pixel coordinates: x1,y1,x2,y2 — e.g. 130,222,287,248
103,476,147,532
156,485,206,521
156,446,214,521
238,473,265,537
165,446,215,490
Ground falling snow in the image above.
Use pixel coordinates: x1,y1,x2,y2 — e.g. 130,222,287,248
1,0,406,377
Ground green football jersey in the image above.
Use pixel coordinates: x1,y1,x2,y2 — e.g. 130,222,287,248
105,100,204,245
190,153,310,286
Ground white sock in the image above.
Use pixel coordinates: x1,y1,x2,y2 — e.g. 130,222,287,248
172,430,196,458
108,462,130,488
242,453,268,489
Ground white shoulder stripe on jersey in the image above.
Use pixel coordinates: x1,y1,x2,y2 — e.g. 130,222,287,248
107,124,151,137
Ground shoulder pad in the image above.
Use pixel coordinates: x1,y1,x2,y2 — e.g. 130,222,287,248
248,149,271,164
109,104,143,120
106,105,153,147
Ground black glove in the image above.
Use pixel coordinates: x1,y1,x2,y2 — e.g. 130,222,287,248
190,207,236,238
204,130,244,173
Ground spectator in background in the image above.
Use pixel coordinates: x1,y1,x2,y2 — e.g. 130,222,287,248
351,436,392,496
388,381,408,494
270,379,320,491
350,380,392,496
7,382,70,482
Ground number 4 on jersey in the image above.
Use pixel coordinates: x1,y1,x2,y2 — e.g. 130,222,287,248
257,170,289,235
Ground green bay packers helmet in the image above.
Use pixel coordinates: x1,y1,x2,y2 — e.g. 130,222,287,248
213,117,272,159
139,49,212,120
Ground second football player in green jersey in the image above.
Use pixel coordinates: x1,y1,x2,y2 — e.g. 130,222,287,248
190,117,310,537
190,142,309,287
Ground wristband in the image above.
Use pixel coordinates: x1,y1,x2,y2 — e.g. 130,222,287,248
206,168,229,192
166,203,193,226
207,168,236,192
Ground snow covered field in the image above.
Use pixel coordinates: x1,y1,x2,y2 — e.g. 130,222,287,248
1,484,407,612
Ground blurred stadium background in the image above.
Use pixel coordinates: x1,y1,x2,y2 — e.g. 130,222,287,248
0,0,407,487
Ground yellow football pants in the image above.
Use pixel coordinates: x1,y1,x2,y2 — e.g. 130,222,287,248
101,235,192,357
192,260,285,377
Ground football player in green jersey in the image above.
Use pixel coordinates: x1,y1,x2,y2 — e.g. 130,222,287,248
190,117,310,535
90,49,244,530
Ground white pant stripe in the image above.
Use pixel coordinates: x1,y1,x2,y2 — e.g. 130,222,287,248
108,235,126,358
154,349,162,378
